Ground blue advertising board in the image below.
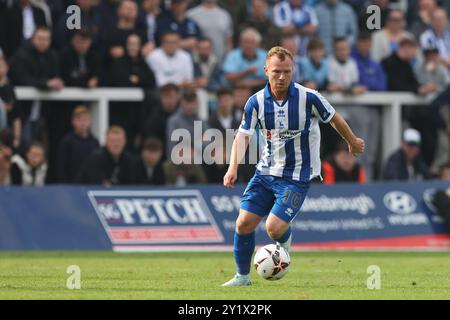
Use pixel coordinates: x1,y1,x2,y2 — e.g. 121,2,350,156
0,181,449,251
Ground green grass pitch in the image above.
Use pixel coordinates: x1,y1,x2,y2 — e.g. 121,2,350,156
0,251,449,300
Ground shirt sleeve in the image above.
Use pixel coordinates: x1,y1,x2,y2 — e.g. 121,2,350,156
238,95,259,136
310,91,336,123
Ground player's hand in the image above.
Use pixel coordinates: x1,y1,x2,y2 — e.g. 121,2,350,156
349,138,365,157
223,170,238,188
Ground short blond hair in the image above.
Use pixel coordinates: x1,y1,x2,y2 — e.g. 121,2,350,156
107,125,126,137
266,46,294,62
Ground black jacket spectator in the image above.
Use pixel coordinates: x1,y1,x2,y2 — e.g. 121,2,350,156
383,149,430,181
77,147,133,185
382,52,419,92
109,55,156,89
0,1,48,58
57,131,99,183
131,156,165,185
60,43,101,87
8,41,60,122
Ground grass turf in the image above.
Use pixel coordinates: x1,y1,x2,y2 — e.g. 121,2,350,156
0,251,449,300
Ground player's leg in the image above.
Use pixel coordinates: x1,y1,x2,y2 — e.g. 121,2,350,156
222,173,274,286
267,179,310,251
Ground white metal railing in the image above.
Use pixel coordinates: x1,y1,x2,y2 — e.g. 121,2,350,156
14,87,433,160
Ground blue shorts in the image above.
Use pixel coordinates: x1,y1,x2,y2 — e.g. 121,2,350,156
240,171,310,223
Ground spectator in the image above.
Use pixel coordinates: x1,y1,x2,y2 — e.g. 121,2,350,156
371,9,414,62
351,32,387,180
53,0,103,51
140,83,180,158
60,29,100,88
146,31,195,88
155,0,202,52
433,162,450,232
273,0,318,57
166,89,208,158
322,141,366,185
358,0,390,33
10,141,47,186
382,37,433,94
280,34,302,84
202,144,228,184
0,56,21,150
232,85,252,122
187,0,233,62
164,145,207,185
420,8,450,69
414,47,450,169
131,137,166,185
192,37,225,93
209,88,240,134
315,0,358,55
299,38,329,90
223,27,267,91
383,128,430,181
0,143,11,185
77,126,133,186
237,0,282,51
138,0,162,54
9,26,64,146
57,106,99,183
0,0,48,58
218,0,248,34
411,0,439,39
105,0,148,61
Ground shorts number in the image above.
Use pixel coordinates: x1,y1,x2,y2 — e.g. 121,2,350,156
283,190,301,208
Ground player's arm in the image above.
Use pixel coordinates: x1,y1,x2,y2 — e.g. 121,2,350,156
224,132,251,188
329,112,365,156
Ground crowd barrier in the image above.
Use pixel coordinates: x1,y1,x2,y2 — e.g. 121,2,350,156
14,87,434,162
1,181,449,251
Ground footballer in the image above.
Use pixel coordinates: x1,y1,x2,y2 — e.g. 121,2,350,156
222,46,365,286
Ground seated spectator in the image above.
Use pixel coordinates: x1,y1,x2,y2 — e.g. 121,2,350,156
60,29,100,88
0,143,11,185
187,0,233,61
382,37,433,94
223,27,267,92
433,162,450,231
411,0,439,39
105,0,149,67
202,145,228,184
315,0,358,55
322,141,366,185
146,32,195,88
9,26,64,146
0,0,48,58
209,88,240,134
0,56,20,150
57,106,100,184
280,35,302,84
140,83,180,159
166,90,208,158
164,145,207,186
273,0,318,57
299,38,328,90
77,126,133,185
232,85,252,122
138,0,162,54
155,0,202,52
371,9,414,62
10,141,47,186
383,128,430,181
192,38,225,93
131,137,166,185
239,0,282,51
420,8,450,69
358,0,390,33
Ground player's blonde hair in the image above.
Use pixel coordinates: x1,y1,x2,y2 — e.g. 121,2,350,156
266,46,294,63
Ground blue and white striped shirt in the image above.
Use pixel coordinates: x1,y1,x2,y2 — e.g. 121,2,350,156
239,82,335,182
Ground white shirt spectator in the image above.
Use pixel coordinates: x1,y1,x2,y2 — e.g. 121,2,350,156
146,48,194,87
328,56,359,88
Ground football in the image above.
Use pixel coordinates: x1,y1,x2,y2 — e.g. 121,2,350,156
253,244,291,280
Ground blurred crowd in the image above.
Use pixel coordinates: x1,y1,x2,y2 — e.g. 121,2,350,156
0,0,449,187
